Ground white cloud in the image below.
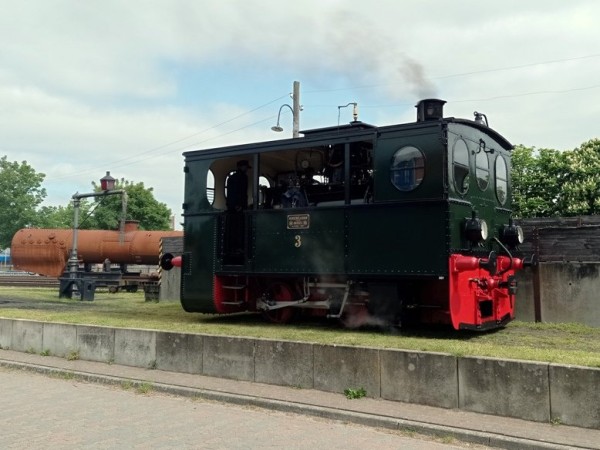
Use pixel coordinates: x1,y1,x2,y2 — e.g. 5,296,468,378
0,0,599,225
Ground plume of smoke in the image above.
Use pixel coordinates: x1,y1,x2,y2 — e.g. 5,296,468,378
314,7,438,100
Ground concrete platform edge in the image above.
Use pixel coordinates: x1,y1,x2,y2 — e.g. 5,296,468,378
0,357,586,450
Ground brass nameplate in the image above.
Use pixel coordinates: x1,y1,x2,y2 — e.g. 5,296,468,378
287,214,310,229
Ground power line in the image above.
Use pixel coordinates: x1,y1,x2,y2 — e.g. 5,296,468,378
46,94,289,182
303,53,600,94
110,115,277,171
351,83,600,109
449,84,600,103
43,53,600,182
432,53,600,80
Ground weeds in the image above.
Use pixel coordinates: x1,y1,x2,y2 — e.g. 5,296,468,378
121,380,133,390
438,435,456,444
49,371,75,380
344,387,367,399
136,382,153,394
120,380,152,394
66,350,80,361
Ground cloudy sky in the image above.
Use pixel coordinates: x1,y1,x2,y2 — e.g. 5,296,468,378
1,0,598,227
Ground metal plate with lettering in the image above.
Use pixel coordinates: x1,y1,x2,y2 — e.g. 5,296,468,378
287,214,310,229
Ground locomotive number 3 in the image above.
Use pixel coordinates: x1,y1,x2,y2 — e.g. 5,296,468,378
294,235,302,248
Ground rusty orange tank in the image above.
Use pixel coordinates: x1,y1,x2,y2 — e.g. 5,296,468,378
11,221,183,277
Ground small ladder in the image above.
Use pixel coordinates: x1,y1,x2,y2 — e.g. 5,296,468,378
221,278,247,306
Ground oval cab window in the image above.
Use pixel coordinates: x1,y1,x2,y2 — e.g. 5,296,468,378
452,138,470,195
390,146,425,192
476,150,489,191
495,155,508,205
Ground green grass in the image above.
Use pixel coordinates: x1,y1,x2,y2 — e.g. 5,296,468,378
1,287,600,367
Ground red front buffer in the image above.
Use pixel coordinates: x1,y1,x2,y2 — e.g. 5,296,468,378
449,252,518,330
160,253,182,270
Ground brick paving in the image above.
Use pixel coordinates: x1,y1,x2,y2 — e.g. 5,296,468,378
1,348,599,449
0,367,481,449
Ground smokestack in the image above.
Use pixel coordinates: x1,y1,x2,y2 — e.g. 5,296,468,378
416,99,446,122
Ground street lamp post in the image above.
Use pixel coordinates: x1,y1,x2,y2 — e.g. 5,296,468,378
271,80,301,138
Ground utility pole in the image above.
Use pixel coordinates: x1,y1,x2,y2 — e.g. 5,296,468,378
271,81,301,138
292,80,300,138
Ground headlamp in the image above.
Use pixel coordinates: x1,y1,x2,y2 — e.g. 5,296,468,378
464,212,488,244
500,219,524,248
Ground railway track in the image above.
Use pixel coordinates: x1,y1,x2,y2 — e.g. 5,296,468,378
0,274,60,288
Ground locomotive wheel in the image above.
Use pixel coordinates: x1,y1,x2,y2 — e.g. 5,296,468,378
261,281,296,324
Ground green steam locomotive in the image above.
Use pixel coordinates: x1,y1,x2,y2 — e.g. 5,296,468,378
162,99,530,330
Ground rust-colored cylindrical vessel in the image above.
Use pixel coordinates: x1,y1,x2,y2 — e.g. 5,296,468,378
11,222,183,277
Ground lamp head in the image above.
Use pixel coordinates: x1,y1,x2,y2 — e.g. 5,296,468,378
100,171,116,191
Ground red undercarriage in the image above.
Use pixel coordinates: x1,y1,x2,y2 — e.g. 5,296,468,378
211,253,523,331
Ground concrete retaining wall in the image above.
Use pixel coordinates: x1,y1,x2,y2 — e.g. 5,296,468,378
381,350,458,408
538,263,600,326
458,357,550,423
516,263,600,327
0,317,598,429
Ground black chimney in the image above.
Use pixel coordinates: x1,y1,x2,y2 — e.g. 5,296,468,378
416,99,446,122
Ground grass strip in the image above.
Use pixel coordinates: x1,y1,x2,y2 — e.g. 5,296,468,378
1,287,599,367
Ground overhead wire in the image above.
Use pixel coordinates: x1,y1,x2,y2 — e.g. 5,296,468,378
303,53,600,94
44,53,599,181
46,93,289,182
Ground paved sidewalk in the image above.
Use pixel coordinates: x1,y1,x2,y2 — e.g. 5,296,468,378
1,348,598,450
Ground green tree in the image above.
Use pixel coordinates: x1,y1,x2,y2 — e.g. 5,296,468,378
0,156,47,248
560,139,600,216
36,201,97,230
511,145,567,218
90,178,173,230
36,205,73,229
512,140,600,218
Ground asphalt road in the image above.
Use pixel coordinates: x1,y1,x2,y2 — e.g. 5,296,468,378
0,367,487,449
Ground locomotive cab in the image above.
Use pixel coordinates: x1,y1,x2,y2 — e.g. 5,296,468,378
174,99,527,330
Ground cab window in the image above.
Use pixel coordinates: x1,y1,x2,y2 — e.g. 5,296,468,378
495,155,508,205
390,146,425,192
475,149,489,191
452,138,469,195
206,169,215,205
